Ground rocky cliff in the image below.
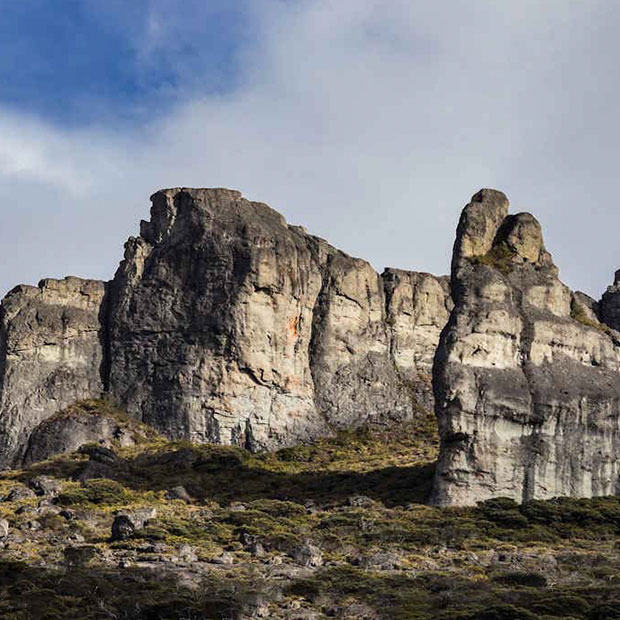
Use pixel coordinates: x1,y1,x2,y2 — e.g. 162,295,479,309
0,278,106,467
0,188,451,466
432,189,620,506
106,188,451,449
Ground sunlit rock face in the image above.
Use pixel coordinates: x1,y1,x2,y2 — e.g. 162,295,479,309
0,278,106,467
432,189,620,506
103,188,451,451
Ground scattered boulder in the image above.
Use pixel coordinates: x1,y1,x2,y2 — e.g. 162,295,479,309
111,515,136,541
211,551,234,565
177,544,198,563
29,476,62,497
78,444,119,465
347,495,377,509
121,507,157,529
290,542,323,568
165,486,192,503
76,460,117,482
359,551,404,570
0,519,9,538
24,401,149,466
110,507,158,541
5,486,36,502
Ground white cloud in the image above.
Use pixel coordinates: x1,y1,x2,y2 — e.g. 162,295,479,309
0,0,618,297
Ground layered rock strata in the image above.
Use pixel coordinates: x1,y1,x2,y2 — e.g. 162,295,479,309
0,188,451,465
432,189,620,506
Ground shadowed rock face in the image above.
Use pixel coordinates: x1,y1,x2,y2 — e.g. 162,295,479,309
106,188,451,450
0,188,451,465
0,278,106,467
432,189,620,506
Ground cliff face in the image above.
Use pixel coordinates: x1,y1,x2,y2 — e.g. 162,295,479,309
432,189,620,506
0,188,451,465
107,188,450,449
0,278,106,467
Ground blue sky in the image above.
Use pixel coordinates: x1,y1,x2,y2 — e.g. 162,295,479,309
1,0,619,298
0,0,247,126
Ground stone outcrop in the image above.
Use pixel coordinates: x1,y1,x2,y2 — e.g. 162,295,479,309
0,278,106,467
106,188,450,449
22,401,155,466
432,189,620,506
0,188,451,466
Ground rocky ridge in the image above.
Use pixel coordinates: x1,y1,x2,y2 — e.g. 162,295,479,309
0,188,451,467
432,189,620,506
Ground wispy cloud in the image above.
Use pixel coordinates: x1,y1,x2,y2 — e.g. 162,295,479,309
0,0,617,297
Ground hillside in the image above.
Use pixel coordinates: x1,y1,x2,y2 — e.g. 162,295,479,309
2,401,620,619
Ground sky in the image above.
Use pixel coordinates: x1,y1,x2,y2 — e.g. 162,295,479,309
1,0,619,298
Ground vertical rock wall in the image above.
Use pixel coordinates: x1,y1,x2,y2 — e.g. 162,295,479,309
106,188,451,450
0,277,106,467
432,190,620,506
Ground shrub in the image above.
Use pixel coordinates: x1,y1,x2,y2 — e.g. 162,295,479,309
471,604,537,620
471,242,517,275
492,571,548,588
478,498,529,530
57,479,129,506
530,594,590,617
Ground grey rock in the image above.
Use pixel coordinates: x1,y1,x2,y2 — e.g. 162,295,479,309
347,495,377,509
359,550,403,570
76,460,117,482
0,188,451,464
78,444,119,464
0,519,9,538
20,520,41,531
165,485,192,503
28,476,62,497
64,545,98,567
177,543,198,563
24,407,142,466
5,486,36,502
600,269,620,331
116,507,157,530
290,541,323,568
211,551,234,565
432,189,620,506
0,277,106,468
106,188,450,449
111,515,136,541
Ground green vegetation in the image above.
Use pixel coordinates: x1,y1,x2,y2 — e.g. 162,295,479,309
570,298,613,335
470,241,518,275
2,403,620,618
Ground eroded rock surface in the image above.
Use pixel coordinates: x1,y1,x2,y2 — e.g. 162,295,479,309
0,278,106,468
107,188,450,449
432,189,620,506
0,188,451,465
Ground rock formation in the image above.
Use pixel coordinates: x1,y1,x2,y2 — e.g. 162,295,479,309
432,189,620,506
0,278,106,467
106,188,451,449
0,188,451,466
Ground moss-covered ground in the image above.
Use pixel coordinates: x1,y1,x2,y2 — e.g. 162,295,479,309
2,401,620,618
